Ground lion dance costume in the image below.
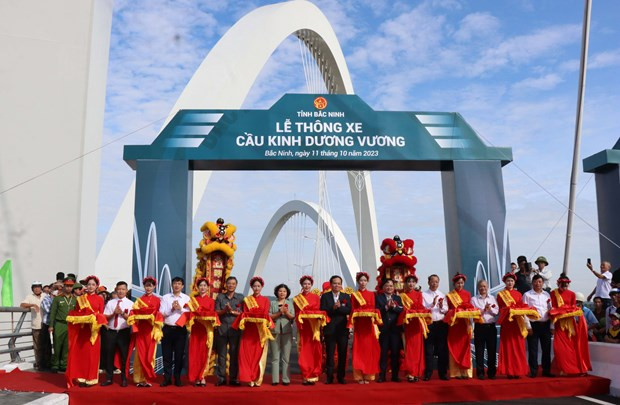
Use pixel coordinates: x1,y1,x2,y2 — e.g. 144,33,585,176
192,218,236,299
376,235,417,293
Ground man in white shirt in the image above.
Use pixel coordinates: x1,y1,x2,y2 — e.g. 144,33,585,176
101,281,133,387
20,281,47,370
422,274,449,381
471,280,499,380
522,274,554,378
532,256,553,292
159,276,190,387
587,261,613,308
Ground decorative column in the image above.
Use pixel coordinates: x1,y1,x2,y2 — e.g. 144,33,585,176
442,160,511,293
132,160,193,296
583,139,620,266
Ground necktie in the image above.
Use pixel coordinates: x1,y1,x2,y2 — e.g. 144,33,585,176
114,300,120,328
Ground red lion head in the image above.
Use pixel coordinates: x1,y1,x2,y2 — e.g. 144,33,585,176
376,235,417,293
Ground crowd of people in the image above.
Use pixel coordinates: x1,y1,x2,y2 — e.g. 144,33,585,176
17,256,620,388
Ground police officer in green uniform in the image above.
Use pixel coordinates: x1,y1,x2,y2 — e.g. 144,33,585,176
48,278,78,372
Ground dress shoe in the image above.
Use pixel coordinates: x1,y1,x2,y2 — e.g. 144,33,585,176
325,379,333,385
391,377,401,383
283,382,290,386
160,379,171,387
215,379,226,386
423,376,430,381
477,374,485,380
174,378,183,387
272,382,279,386
439,375,450,381
529,372,537,378
488,375,496,380
377,375,385,383
100,380,113,387
120,378,128,388
229,381,241,386
338,379,346,385
542,372,555,378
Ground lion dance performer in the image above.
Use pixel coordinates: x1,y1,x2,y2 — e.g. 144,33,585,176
443,273,482,379
293,275,328,385
233,276,274,387
376,235,417,293
193,218,236,299
350,272,382,384
126,276,163,387
550,273,591,376
497,272,540,378
65,276,106,388
398,274,431,383
184,277,221,386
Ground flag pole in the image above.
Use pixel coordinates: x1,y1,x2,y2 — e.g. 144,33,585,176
563,0,592,276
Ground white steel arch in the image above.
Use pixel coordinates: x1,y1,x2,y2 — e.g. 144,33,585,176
242,200,360,295
96,0,379,288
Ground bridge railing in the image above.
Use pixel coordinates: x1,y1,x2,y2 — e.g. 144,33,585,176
0,307,34,365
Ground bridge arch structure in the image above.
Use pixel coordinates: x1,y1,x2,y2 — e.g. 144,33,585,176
242,200,361,295
96,0,380,294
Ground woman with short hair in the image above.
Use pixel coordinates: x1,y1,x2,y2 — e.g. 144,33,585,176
269,284,295,386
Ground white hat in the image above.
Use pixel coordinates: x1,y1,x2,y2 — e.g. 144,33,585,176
31,281,43,287
575,292,585,302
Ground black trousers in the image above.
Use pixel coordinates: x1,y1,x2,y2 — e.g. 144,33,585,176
424,321,448,377
40,323,52,369
162,325,187,380
104,328,130,379
474,323,497,377
325,331,348,381
215,333,240,382
100,329,108,371
526,320,551,375
379,328,401,378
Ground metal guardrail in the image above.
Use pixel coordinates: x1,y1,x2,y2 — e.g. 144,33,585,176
0,307,33,363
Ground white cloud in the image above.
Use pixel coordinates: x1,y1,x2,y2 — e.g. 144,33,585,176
589,49,620,69
469,24,581,76
453,12,500,42
511,73,563,91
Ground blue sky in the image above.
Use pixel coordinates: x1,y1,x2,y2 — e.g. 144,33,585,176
99,0,620,295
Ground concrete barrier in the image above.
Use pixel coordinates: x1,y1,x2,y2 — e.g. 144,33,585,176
589,341,620,396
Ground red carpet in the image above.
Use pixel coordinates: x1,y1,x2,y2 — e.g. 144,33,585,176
0,370,610,404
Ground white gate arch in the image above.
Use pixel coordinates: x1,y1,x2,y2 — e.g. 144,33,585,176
96,0,379,288
242,200,360,295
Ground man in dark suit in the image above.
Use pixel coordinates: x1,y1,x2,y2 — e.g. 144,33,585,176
214,276,244,386
320,275,352,384
376,278,403,382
